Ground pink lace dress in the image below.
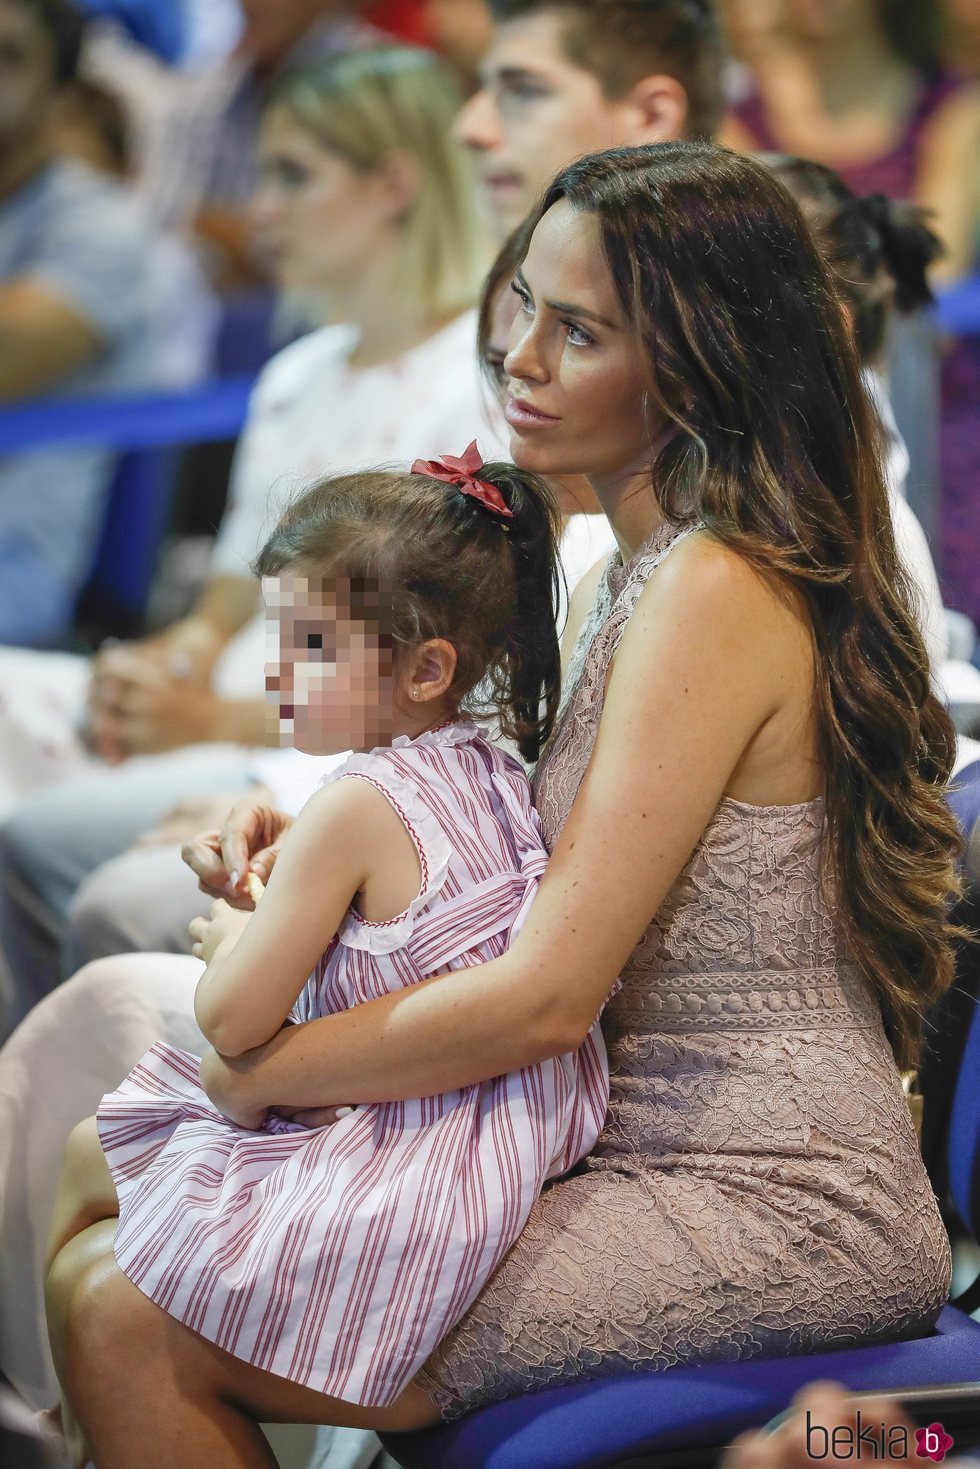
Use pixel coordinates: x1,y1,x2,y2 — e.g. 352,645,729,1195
418,522,951,1417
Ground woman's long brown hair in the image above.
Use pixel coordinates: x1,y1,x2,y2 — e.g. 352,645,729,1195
527,142,961,1069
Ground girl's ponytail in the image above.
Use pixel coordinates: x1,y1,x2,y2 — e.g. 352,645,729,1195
481,463,564,763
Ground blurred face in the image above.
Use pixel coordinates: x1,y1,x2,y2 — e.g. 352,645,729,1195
502,201,658,488
251,107,390,292
0,0,56,144
264,576,398,755
456,11,630,237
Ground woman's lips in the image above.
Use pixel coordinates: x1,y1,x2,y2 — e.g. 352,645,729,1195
505,395,559,430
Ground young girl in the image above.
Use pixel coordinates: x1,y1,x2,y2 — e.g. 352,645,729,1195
46,450,609,1414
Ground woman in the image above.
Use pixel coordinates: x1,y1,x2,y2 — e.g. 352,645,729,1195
48,142,962,1460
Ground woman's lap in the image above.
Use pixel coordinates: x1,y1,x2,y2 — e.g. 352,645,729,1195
419,1158,948,1419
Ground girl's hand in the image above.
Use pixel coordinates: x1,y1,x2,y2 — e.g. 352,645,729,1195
182,797,294,905
189,898,252,965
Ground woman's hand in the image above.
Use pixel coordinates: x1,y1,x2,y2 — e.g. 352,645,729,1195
182,797,295,906
189,898,252,965
269,1104,356,1129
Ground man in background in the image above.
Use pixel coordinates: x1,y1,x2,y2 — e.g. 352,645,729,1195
460,0,723,239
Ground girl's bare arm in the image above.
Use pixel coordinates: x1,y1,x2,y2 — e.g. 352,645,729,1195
201,538,800,1114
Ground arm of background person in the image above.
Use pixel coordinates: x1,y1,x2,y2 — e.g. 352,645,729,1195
200,535,791,1116
915,84,980,283
0,279,101,398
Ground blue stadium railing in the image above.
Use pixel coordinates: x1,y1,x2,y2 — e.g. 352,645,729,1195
0,375,255,630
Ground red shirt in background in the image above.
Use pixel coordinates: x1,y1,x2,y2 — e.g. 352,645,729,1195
364,1,432,45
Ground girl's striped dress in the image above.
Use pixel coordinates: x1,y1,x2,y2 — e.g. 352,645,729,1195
96,720,609,1407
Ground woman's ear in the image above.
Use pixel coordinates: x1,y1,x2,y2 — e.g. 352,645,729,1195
375,148,423,223
404,639,458,705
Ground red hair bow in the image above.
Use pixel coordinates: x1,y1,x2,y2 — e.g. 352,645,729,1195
411,441,513,520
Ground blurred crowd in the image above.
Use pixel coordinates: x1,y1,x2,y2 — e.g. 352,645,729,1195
0,3,977,1467
0,0,977,645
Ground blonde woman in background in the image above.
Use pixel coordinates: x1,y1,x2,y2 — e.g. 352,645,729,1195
0,43,498,1035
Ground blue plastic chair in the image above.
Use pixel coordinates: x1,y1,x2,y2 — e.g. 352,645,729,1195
381,996,980,1468
78,447,178,629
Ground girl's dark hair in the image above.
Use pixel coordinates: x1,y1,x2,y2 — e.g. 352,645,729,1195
523,140,961,1068
255,464,563,763
762,155,944,363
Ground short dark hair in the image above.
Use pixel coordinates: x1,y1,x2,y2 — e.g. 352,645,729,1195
487,0,724,139
13,0,86,85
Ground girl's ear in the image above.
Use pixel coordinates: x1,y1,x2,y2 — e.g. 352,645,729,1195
404,639,457,704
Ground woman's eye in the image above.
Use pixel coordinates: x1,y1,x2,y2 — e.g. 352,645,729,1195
563,320,594,347
510,281,533,316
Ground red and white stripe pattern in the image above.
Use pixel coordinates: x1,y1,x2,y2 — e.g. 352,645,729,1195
98,722,609,1406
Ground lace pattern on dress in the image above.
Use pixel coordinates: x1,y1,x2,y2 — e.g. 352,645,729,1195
417,520,951,1419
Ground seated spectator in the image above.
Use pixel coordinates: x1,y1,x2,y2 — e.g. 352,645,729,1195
0,41,498,1035
0,0,169,647
720,0,980,282
719,0,980,657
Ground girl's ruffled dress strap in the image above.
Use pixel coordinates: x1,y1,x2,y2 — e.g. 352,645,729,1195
317,739,457,956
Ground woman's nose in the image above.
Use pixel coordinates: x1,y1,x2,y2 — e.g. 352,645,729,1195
504,316,548,384
455,87,501,153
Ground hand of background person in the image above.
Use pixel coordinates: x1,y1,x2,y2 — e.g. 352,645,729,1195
85,618,226,761
722,1383,919,1469
135,788,268,848
189,897,253,965
182,797,295,907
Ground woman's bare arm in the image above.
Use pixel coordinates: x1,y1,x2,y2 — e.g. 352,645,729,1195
201,538,798,1116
